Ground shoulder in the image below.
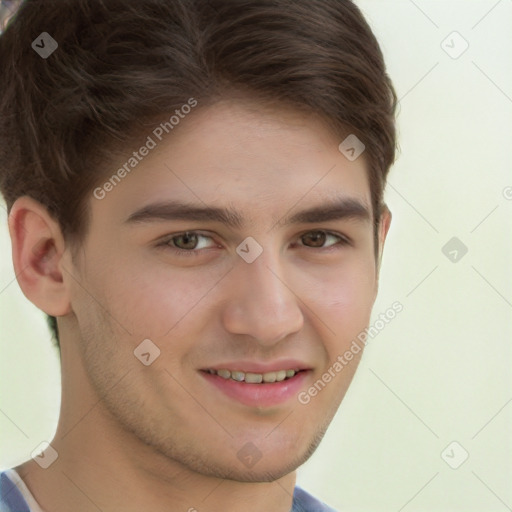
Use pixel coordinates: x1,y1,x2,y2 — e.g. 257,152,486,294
292,485,338,512
1,469,26,512
0,469,34,512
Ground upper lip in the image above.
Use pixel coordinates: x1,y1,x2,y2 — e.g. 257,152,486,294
201,359,312,373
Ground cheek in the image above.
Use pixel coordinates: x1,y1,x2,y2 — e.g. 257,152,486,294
305,249,376,298
333,263,377,314
303,257,377,347
82,252,225,341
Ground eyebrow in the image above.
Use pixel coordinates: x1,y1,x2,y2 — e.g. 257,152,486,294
124,197,371,230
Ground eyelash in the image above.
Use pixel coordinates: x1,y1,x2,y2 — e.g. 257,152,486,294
157,230,352,257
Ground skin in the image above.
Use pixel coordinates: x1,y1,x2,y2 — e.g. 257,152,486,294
9,99,391,512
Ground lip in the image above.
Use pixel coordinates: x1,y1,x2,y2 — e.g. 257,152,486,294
199,369,311,408
202,359,311,374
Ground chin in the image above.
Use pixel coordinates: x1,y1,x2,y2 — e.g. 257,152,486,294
212,455,308,483
213,431,326,483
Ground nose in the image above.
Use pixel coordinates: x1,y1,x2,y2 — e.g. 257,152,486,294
221,249,304,346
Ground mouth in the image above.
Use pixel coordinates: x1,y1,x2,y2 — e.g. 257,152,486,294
202,367,303,384
199,366,311,407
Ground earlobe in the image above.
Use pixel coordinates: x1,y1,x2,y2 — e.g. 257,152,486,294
8,196,72,316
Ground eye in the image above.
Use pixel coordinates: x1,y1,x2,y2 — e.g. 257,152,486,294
159,231,218,256
297,230,351,250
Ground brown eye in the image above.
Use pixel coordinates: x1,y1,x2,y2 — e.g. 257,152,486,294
172,232,200,250
299,230,350,250
302,231,327,248
160,231,217,256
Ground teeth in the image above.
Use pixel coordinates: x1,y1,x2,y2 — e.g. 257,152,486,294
209,368,299,383
263,371,277,382
276,370,287,382
245,372,263,384
231,371,245,382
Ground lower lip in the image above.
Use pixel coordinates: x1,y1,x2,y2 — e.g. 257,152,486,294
200,370,310,408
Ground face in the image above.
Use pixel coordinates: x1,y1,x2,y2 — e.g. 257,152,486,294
65,99,385,482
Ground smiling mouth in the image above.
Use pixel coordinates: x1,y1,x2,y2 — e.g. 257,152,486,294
202,368,304,384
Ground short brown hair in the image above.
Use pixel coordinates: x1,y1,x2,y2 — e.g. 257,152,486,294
0,0,397,348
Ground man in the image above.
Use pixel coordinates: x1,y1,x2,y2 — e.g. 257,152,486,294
0,0,396,510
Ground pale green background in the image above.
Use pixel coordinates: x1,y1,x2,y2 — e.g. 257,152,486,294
1,1,511,510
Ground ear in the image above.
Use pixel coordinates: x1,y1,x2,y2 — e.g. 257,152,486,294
8,196,72,316
376,204,392,279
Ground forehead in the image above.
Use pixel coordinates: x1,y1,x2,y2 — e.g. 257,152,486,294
91,99,372,225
